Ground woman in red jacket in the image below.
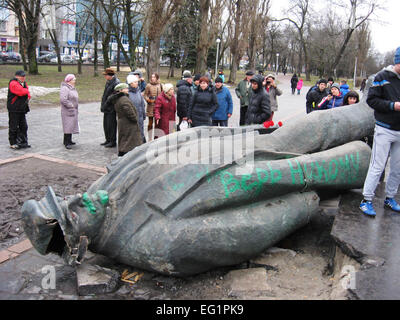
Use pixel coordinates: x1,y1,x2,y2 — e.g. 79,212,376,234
154,83,176,138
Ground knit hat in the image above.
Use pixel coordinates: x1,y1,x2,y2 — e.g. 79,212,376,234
215,76,223,83
127,74,139,84
163,83,174,93
193,74,201,82
245,70,255,76
394,47,400,65
265,74,275,80
131,69,143,78
114,83,129,91
182,70,192,79
64,74,76,83
331,83,340,90
15,70,26,77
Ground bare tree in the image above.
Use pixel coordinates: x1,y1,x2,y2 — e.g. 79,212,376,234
145,0,183,80
1,0,42,74
329,0,383,73
194,0,226,75
273,0,312,80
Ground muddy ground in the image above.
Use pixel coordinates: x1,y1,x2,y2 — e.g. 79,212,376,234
1,157,345,299
0,158,103,250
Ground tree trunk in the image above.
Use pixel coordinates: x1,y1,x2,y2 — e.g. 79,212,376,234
93,0,98,77
195,0,210,74
147,37,161,81
19,26,27,71
102,32,111,69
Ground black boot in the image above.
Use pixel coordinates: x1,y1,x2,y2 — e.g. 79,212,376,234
64,134,73,149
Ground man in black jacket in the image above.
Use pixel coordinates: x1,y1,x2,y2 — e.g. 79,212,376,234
306,79,328,114
176,70,192,130
359,47,400,217
245,74,271,125
101,68,120,147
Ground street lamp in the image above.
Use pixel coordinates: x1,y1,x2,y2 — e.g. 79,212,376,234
276,53,280,76
215,38,221,80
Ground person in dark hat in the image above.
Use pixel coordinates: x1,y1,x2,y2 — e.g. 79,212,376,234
100,68,120,147
191,74,201,95
7,70,31,149
245,74,271,125
235,70,254,125
305,78,328,113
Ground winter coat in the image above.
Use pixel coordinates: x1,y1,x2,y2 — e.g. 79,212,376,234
306,88,328,112
367,65,400,131
318,93,344,109
213,86,233,121
297,79,303,90
235,79,252,108
7,78,30,113
101,76,120,113
245,74,271,125
108,92,142,153
340,84,350,97
144,81,162,117
188,85,218,127
154,91,177,135
60,82,79,134
291,75,299,89
265,85,282,112
176,79,193,118
128,86,146,140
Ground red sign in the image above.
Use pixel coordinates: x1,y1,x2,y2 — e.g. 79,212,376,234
61,20,76,25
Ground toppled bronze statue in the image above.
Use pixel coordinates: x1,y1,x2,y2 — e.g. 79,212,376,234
22,82,375,276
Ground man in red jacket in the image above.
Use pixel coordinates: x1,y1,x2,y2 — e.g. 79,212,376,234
7,70,31,149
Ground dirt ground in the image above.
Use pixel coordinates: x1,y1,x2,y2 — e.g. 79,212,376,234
1,157,343,299
0,158,103,250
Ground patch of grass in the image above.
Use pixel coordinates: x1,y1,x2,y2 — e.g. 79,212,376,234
0,64,250,108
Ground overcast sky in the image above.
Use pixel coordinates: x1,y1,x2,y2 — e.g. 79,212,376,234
270,0,399,54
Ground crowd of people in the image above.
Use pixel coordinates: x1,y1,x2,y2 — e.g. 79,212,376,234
6,47,400,219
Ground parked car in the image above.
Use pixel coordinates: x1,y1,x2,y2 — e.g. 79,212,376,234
38,53,57,63
50,54,74,64
7,52,21,62
38,51,53,57
88,54,104,63
0,51,8,62
112,53,130,64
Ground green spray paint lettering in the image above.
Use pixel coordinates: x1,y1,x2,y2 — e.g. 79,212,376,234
287,159,305,185
95,190,109,206
220,170,240,198
303,162,316,181
338,155,351,183
315,160,329,183
328,159,339,181
267,162,282,185
349,152,360,182
82,193,97,215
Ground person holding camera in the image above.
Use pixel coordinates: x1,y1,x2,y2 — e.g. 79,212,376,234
317,83,344,109
264,74,282,121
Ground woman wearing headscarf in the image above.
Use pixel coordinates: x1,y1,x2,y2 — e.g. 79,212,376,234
127,74,146,143
188,76,218,127
154,83,176,138
106,83,143,157
60,74,79,149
